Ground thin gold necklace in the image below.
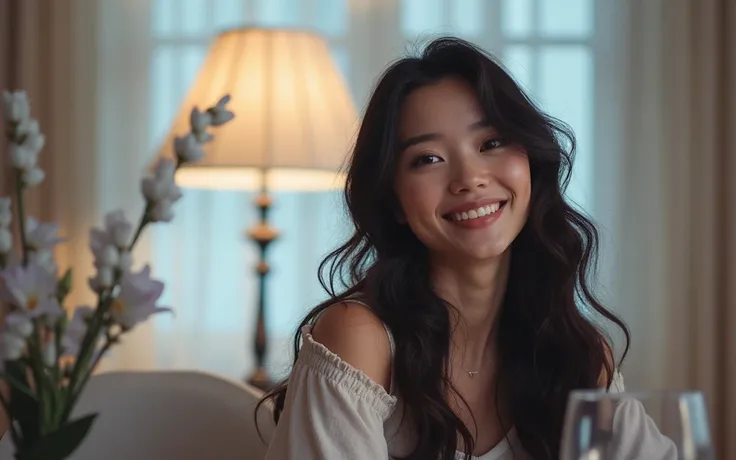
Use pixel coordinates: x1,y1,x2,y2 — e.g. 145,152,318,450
455,357,481,379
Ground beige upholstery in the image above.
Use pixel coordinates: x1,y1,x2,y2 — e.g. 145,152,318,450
0,370,275,459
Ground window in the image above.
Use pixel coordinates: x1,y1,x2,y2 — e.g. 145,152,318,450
147,0,597,380
400,0,595,210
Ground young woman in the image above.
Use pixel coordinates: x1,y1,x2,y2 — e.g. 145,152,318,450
259,37,630,460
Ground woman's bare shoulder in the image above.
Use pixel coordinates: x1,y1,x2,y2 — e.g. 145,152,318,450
311,301,392,391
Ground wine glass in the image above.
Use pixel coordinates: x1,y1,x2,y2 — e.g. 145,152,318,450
560,390,715,460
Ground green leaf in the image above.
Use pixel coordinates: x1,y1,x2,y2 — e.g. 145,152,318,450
5,361,40,442
54,313,69,338
56,269,73,302
5,361,28,387
10,384,40,441
15,413,98,460
0,370,34,399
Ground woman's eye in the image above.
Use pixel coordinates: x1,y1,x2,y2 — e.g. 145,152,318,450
411,154,443,167
481,138,505,151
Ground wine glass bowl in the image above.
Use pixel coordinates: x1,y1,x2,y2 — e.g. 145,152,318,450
560,390,714,460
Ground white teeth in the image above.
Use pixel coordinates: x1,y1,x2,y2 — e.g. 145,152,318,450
451,203,503,222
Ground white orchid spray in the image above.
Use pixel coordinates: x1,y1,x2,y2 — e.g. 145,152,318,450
0,89,234,460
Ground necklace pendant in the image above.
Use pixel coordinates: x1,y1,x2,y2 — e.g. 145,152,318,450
467,371,479,379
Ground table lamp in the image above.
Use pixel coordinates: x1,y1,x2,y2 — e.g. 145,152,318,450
155,27,358,390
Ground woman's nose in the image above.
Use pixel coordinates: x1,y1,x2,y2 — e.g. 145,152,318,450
448,157,489,195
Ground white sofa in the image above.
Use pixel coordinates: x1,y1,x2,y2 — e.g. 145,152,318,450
0,370,275,459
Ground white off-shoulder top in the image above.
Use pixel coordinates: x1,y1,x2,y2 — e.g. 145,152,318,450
264,310,674,459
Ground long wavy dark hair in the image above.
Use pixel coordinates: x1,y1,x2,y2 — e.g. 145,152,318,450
258,37,630,460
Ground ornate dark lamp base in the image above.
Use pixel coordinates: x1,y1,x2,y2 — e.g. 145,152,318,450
244,190,279,391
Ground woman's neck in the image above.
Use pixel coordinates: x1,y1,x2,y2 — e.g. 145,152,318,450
430,250,510,369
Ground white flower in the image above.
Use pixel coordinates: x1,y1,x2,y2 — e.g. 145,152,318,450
6,111,45,173
9,119,45,165
4,311,33,337
0,262,63,317
28,249,57,274
2,90,30,124
141,158,181,202
189,108,213,144
118,250,133,272
90,210,133,258
24,217,62,273
25,217,63,251
174,133,206,163
106,210,134,248
21,131,45,153
141,158,183,223
150,200,174,223
142,177,182,206
88,211,135,292
209,95,235,126
110,265,171,330
9,142,40,170
0,197,11,227
88,266,114,293
61,306,94,357
0,334,26,361
0,228,11,254
17,118,40,137
0,312,34,362
22,166,45,187
98,245,119,267
0,334,26,362
153,157,176,181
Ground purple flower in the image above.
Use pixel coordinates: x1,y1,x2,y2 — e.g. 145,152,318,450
0,262,62,317
25,217,63,251
90,210,133,257
110,265,171,330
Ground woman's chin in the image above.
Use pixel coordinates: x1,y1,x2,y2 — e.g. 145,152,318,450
432,244,511,267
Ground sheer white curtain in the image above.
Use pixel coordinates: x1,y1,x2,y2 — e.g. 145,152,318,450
611,1,736,455
94,0,609,381
0,0,103,322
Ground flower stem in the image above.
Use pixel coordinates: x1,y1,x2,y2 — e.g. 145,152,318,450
52,319,65,384
58,310,116,424
71,333,117,403
28,325,54,433
61,209,151,421
128,211,150,251
60,294,108,422
14,170,29,266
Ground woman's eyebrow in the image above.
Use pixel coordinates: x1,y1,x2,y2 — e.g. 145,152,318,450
398,120,494,152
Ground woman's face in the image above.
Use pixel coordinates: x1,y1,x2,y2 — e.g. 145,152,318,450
393,77,531,263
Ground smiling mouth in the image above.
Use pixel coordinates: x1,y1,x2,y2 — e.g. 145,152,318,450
442,201,507,222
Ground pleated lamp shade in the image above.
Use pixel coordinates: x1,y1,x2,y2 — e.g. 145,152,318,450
157,27,358,191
